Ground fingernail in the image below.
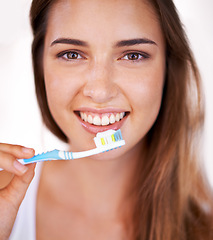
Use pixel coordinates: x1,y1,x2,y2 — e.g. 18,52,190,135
13,160,28,174
22,147,34,154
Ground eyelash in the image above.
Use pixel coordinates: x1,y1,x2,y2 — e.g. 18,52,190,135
56,50,84,60
56,51,150,62
120,52,150,62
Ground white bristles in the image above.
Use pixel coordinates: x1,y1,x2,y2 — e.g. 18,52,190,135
94,130,117,147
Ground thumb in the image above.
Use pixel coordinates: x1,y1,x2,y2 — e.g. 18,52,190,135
2,163,36,211
0,163,36,240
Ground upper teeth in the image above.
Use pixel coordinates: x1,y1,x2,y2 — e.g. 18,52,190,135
80,112,125,126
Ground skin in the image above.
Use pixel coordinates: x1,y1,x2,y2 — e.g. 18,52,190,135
0,0,166,239
0,144,35,240
44,0,165,159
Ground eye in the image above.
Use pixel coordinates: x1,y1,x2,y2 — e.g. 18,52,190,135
121,52,149,61
57,51,84,60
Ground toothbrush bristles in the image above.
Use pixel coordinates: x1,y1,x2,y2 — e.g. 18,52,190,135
93,129,124,148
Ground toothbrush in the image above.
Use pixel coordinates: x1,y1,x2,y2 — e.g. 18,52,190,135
0,129,125,170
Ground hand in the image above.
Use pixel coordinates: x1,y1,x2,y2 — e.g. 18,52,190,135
0,143,36,240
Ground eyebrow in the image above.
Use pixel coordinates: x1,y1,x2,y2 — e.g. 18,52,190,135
114,38,157,47
50,38,88,47
50,37,157,48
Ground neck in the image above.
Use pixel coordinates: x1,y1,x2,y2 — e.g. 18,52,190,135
40,143,142,221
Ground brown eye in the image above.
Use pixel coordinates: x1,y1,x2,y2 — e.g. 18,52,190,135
127,53,140,60
121,52,149,62
66,52,79,59
57,51,84,60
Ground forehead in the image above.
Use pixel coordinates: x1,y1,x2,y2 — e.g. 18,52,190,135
46,0,163,46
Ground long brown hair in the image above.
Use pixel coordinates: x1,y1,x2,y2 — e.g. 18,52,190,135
134,0,213,239
30,0,213,239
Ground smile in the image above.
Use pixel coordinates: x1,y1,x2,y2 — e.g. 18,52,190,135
79,111,126,126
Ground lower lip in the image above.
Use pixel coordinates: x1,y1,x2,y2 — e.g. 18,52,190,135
76,113,128,135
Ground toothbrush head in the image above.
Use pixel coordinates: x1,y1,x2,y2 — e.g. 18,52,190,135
93,129,125,151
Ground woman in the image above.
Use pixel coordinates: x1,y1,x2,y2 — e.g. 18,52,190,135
0,0,213,239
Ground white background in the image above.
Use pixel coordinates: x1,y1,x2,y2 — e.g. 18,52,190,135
0,0,212,184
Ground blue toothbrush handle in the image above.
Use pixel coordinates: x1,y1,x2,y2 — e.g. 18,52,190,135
23,149,63,164
0,150,71,170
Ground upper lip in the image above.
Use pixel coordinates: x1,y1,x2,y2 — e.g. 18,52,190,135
74,107,129,114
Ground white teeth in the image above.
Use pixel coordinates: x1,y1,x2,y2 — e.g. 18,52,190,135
83,113,87,122
115,113,120,122
93,115,101,126
101,115,110,126
109,114,115,124
79,112,126,126
120,112,124,119
87,115,93,124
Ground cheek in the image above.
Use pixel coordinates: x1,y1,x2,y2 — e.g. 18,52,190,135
120,63,165,132
137,74,164,113
43,64,82,113
132,80,163,130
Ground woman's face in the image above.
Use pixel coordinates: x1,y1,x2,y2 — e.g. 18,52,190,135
43,0,165,160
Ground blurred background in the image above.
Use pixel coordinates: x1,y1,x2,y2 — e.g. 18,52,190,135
0,0,212,184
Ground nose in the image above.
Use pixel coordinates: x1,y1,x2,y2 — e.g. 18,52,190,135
83,62,118,104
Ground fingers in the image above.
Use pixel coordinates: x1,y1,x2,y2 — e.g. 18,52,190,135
0,144,36,240
0,143,35,175
0,143,35,159
0,163,36,240
0,171,13,189
0,151,27,175
1,163,36,211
